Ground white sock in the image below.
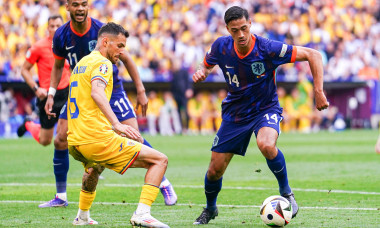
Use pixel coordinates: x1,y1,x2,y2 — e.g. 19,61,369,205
56,192,67,201
77,209,89,219
159,179,170,188
135,203,151,215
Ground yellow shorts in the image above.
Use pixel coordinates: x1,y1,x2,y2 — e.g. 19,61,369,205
69,133,142,175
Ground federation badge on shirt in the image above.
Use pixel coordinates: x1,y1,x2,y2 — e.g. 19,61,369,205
99,64,108,75
89,40,97,52
251,62,266,78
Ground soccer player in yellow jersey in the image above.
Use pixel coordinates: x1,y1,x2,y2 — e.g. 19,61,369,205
67,22,169,227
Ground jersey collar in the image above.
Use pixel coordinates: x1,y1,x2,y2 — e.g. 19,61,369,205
234,34,256,59
70,17,92,37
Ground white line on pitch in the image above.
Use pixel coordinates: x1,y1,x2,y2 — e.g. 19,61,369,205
1,183,379,195
0,200,378,211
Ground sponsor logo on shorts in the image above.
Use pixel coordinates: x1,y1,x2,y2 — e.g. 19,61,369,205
60,104,67,115
213,135,219,147
127,141,136,146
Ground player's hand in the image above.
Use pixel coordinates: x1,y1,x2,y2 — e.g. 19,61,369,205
192,68,207,83
112,122,141,141
35,88,47,101
315,90,329,111
44,95,56,119
135,91,148,117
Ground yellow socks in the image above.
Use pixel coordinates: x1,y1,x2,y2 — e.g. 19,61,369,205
79,189,96,211
139,184,159,206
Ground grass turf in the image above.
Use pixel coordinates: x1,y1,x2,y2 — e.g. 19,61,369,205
0,130,379,227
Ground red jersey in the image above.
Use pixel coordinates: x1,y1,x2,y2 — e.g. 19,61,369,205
25,36,71,90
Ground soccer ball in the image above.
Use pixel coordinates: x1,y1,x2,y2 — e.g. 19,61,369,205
260,195,292,227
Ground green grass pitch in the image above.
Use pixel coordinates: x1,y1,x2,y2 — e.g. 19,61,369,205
0,130,379,227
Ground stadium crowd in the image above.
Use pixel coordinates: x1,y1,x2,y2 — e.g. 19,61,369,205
0,0,379,135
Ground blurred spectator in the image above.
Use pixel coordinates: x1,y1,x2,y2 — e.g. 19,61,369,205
170,58,193,133
0,89,17,122
283,76,314,133
187,92,214,135
146,91,163,136
2,0,380,134
1,0,380,83
212,89,226,131
277,86,291,132
159,91,182,136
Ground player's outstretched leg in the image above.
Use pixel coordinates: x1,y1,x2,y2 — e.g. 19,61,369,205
17,117,40,142
194,152,233,225
130,184,170,228
193,173,221,225
39,119,69,208
143,138,177,206
73,166,104,225
266,149,298,218
129,144,170,227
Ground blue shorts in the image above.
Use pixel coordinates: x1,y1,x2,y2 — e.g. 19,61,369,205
60,91,136,122
59,102,68,120
211,109,283,156
110,90,136,122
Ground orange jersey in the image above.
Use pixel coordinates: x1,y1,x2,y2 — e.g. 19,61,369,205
25,37,71,90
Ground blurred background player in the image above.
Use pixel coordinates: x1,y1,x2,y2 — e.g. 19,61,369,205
192,6,329,225
67,23,169,227
170,58,193,134
17,15,70,145
44,0,176,208
159,91,181,136
376,135,380,154
16,15,72,208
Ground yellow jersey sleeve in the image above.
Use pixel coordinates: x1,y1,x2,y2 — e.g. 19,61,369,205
90,60,113,86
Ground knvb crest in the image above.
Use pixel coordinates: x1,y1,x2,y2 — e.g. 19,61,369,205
89,40,97,51
251,62,265,77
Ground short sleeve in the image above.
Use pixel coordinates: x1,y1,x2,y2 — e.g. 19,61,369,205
264,38,297,66
204,38,222,67
25,46,39,64
52,31,65,60
90,60,113,85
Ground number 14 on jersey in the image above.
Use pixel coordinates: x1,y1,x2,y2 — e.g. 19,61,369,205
226,72,240,87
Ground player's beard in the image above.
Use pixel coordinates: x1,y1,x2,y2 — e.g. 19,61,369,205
107,52,117,64
70,11,88,24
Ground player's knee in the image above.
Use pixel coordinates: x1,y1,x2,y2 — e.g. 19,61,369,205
257,139,276,154
54,135,68,149
207,168,223,180
39,138,52,146
157,153,168,168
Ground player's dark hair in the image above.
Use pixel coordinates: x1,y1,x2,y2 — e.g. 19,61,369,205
98,22,129,39
224,6,249,25
48,15,63,23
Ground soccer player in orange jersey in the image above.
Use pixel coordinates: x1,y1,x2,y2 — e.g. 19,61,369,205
17,15,72,207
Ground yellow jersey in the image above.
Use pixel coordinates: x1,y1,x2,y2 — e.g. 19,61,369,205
67,51,114,145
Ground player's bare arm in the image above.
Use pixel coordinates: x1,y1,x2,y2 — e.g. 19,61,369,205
193,62,214,83
45,58,66,118
119,50,148,116
91,79,141,141
21,60,47,100
294,46,329,111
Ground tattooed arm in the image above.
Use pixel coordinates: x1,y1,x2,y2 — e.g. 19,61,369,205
91,79,141,140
